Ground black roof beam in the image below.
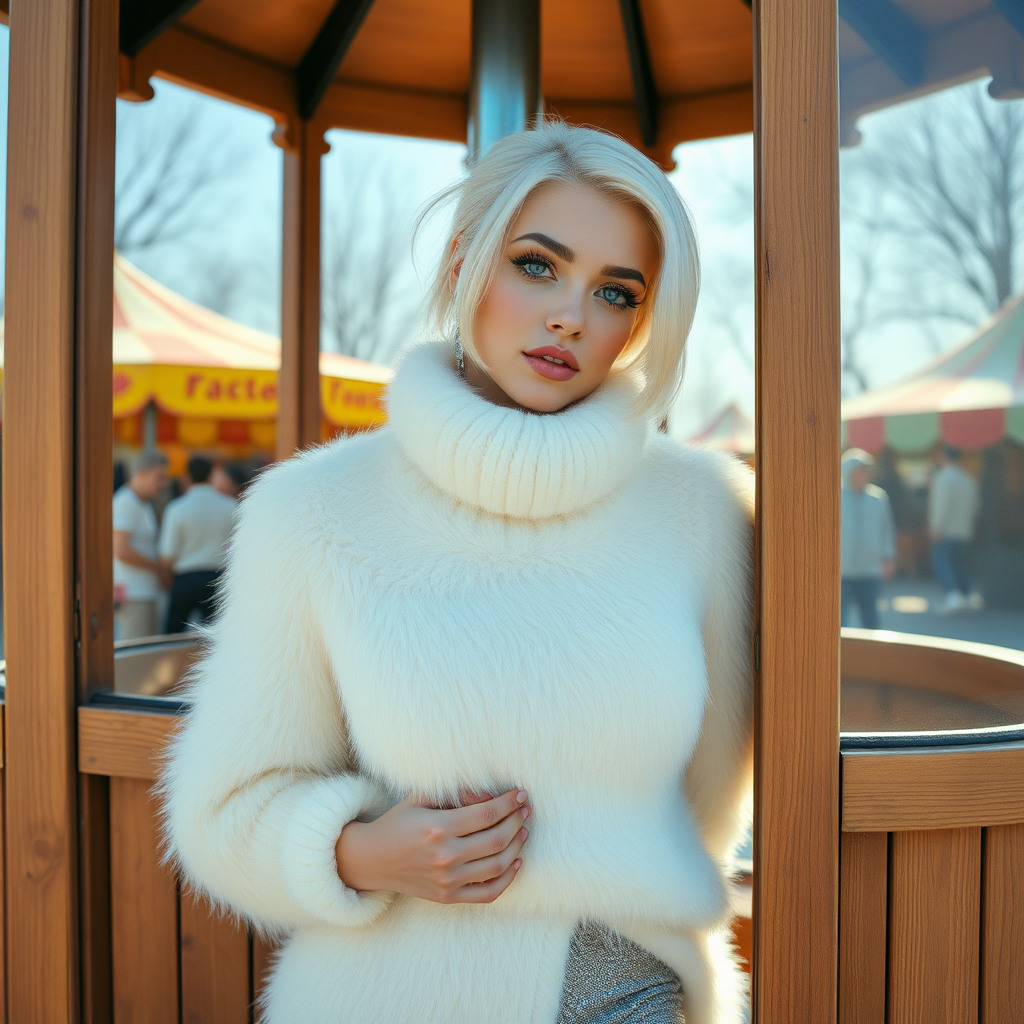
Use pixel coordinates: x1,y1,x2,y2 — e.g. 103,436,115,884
991,0,1024,41
618,0,659,148
120,0,205,56
839,0,926,87
297,0,376,121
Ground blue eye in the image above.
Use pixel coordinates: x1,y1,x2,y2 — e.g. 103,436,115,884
510,252,555,280
598,285,639,309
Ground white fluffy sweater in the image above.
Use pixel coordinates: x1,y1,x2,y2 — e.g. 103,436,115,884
163,342,754,1024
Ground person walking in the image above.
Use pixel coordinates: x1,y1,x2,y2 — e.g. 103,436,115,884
930,445,981,615
160,455,237,633
113,450,169,640
841,449,896,630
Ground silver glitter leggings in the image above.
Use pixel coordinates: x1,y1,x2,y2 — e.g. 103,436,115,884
556,921,685,1023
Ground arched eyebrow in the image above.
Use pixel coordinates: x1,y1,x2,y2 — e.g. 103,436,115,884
511,233,575,263
511,233,646,288
601,265,646,287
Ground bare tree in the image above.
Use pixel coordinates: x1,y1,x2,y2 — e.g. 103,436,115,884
115,96,246,261
842,82,1024,361
320,152,423,364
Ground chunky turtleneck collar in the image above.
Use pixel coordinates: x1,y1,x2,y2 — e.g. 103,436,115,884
387,342,649,519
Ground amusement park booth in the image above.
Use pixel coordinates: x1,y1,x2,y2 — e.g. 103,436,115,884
106,253,389,470
4,0,1024,1022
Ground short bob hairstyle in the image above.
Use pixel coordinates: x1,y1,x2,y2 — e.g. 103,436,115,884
424,121,700,418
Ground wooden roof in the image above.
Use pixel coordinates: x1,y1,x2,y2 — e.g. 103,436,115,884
114,0,1024,158
118,0,754,163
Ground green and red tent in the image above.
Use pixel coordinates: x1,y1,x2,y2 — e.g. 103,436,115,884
842,293,1024,452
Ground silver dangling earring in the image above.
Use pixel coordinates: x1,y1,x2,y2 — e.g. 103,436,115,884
454,328,465,377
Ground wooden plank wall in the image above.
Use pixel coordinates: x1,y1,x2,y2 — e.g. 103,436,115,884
81,708,274,1024
838,822,1024,1024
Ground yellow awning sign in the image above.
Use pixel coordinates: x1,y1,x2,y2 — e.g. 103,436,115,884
112,364,387,428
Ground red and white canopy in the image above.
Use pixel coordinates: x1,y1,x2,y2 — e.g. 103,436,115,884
843,293,1024,452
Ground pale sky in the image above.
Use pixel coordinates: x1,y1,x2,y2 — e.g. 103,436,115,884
1,23,1019,439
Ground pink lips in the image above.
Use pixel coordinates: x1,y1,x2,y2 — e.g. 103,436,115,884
523,346,579,381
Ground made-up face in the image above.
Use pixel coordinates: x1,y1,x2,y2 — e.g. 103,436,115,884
465,181,660,413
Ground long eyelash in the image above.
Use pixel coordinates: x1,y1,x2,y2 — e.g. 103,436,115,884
509,251,554,272
603,283,641,309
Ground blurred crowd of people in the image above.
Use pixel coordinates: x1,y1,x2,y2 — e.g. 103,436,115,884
841,444,981,627
112,452,258,640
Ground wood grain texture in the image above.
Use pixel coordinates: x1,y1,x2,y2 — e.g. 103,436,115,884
109,776,179,1024
76,2,119,1019
0,770,7,1017
842,631,1024,698
252,934,279,1019
277,119,325,459
4,0,82,1017
838,830,888,1024
888,828,981,1024
980,823,1024,1023
78,706,181,780
123,25,296,126
180,893,250,1024
842,744,1024,832
752,0,841,1019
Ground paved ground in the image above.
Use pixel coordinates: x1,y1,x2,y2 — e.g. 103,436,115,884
860,578,1024,651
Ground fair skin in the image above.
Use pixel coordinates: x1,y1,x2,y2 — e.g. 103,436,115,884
335,181,660,903
114,465,172,589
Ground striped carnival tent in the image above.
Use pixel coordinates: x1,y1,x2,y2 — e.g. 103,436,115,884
1,253,391,457
842,293,1024,453
686,403,755,455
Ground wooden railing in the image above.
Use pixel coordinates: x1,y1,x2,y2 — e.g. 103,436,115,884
838,634,1024,1024
79,705,272,1023
78,701,752,1022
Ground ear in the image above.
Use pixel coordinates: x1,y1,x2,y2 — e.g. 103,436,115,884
449,234,464,293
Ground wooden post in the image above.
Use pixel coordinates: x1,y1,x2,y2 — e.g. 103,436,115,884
4,0,82,1018
278,119,326,460
76,0,119,1019
751,0,841,1019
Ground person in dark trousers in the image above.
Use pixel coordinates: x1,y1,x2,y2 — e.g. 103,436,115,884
159,455,237,633
841,448,897,629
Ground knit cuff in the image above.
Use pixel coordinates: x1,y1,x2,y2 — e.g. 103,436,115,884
281,775,396,928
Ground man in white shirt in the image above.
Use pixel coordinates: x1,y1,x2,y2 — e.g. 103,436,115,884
159,455,237,633
113,450,170,640
930,445,981,615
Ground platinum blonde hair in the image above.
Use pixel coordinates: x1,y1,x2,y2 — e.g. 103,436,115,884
423,121,700,417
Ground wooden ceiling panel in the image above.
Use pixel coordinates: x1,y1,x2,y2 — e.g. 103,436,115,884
336,0,471,94
181,0,335,67
643,0,753,97
542,0,635,102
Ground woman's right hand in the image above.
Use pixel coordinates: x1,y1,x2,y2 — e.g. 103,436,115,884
335,789,531,904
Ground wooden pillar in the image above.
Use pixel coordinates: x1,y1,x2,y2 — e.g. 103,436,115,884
4,0,82,1018
76,0,120,1019
751,0,841,1019
278,119,326,460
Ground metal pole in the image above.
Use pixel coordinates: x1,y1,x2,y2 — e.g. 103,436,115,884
468,0,541,162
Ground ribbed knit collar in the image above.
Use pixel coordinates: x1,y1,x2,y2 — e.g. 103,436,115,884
387,342,649,519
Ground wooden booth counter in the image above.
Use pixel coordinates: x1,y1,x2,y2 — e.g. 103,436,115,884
56,628,1024,1023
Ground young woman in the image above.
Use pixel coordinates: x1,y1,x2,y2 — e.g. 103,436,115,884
163,122,753,1024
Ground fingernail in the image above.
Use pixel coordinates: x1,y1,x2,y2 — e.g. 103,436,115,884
513,859,522,871
516,790,528,804
521,806,530,821
519,826,529,841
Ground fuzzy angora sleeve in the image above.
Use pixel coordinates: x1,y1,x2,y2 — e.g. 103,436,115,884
160,455,394,935
684,453,755,866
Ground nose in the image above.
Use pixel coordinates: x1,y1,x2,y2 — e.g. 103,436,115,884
545,292,585,339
